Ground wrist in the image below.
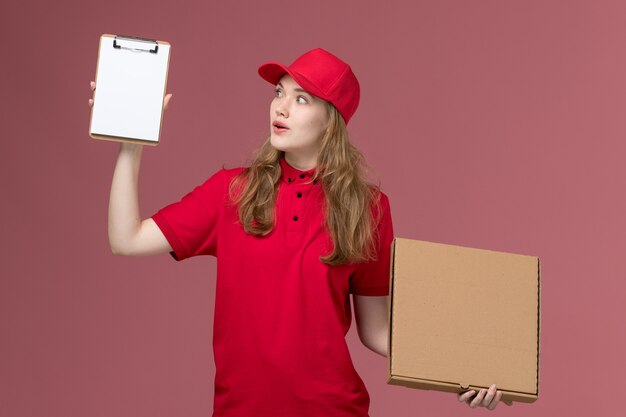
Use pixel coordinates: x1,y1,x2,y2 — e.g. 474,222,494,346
119,142,143,156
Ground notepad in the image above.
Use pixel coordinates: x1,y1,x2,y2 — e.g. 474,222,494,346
89,34,171,145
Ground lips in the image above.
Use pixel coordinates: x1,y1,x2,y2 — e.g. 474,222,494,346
273,121,289,130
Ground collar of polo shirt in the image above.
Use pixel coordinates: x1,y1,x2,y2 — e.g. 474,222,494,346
279,155,319,185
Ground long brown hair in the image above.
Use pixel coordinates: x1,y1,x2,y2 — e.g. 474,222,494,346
229,103,382,266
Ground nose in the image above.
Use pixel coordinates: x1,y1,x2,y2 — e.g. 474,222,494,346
275,101,289,118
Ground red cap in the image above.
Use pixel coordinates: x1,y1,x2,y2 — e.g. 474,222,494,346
258,48,360,125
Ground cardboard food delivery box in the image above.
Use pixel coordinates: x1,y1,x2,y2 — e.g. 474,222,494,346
387,238,540,403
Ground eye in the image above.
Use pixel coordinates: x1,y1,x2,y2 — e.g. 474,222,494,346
296,96,308,104
274,88,283,98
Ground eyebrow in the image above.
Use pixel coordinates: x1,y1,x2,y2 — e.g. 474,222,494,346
277,82,313,97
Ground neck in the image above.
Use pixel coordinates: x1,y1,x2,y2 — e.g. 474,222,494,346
284,152,317,171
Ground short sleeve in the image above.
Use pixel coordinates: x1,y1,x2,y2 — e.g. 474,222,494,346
151,168,232,261
349,192,394,296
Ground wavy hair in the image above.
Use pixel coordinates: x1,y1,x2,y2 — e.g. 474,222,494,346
229,103,382,266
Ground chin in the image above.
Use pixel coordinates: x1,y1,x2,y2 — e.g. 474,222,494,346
270,135,291,152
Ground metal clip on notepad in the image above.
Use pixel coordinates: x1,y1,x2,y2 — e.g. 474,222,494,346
113,35,159,54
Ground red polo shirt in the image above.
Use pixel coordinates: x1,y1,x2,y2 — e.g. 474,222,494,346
152,155,393,417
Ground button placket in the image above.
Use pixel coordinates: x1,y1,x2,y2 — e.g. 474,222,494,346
291,173,308,225
286,184,301,232
293,185,303,224
281,163,317,237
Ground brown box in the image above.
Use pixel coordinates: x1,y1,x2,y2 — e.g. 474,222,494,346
387,238,540,403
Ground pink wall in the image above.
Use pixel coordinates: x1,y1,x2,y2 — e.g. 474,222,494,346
1,1,623,416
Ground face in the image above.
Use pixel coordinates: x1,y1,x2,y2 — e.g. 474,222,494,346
269,74,330,167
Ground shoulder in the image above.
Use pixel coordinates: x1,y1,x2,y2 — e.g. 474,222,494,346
197,166,246,187
377,189,391,207
212,166,246,181
190,166,247,201
368,187,392,217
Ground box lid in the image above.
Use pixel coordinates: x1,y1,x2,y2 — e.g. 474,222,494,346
388,238,540,403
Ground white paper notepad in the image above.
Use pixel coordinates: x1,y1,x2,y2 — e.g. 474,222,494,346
89,34,171,145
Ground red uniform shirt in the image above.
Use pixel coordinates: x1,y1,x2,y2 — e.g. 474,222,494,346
152,156,394,417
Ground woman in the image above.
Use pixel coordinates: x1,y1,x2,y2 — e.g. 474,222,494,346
89,48,504,415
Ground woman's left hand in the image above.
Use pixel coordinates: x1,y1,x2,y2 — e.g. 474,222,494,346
458,384,508,410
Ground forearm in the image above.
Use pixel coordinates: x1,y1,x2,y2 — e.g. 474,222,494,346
108,143,143,254
354,295,390,358
364,324,389,358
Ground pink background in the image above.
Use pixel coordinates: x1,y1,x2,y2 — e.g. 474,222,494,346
1,1,624,416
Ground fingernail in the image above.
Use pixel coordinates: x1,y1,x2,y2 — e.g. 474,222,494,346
491,383,496,389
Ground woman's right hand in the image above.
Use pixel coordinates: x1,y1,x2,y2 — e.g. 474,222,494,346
88,81,173,110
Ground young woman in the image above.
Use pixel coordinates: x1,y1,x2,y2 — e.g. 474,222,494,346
89,48,504,416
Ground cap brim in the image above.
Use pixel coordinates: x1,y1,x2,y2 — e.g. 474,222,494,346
258,62,289,85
